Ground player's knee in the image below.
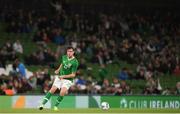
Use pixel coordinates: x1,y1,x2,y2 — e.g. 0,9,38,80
49,87,57,93
60,92,65,96
49,89,54,93
60,87,68,96
60,90,67,96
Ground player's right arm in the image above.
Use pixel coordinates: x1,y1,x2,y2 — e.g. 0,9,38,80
55,64,62,74
55,55,63,74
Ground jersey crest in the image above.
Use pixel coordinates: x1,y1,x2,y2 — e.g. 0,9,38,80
63,63,72,69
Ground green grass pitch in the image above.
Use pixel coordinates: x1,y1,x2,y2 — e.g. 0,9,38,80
0,108,180,114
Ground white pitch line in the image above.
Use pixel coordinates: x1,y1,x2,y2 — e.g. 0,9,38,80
0,113,120,114
1,113,180,114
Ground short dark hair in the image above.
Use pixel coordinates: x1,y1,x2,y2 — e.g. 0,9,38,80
66,46,74,51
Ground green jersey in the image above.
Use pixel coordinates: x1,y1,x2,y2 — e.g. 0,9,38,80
59,55,79,81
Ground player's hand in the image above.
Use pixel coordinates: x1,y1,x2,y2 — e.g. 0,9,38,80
59,76,64,80
54,69,59,74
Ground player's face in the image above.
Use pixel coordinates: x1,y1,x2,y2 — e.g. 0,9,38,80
67,49,74,58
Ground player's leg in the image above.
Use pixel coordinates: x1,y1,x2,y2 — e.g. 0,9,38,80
43,86,58,104
54,80,72,110
39,86,58,110
55,87,67,106
39,76,61,110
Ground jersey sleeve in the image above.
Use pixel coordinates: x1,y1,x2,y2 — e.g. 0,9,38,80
71,60,79,73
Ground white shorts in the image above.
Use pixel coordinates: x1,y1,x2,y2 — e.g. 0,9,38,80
52,76,73,90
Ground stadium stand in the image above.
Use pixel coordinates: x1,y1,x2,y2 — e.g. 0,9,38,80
0,0,180,95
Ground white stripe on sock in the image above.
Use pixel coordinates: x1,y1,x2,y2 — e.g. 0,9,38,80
44,98,49,101
56,100,60,103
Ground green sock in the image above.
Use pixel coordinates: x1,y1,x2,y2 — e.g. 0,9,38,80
42,92,52,105
54,96,64,107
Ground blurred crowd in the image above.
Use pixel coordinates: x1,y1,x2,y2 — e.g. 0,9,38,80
0,1,180,95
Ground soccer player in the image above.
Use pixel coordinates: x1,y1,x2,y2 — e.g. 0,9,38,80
39,47,79,110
